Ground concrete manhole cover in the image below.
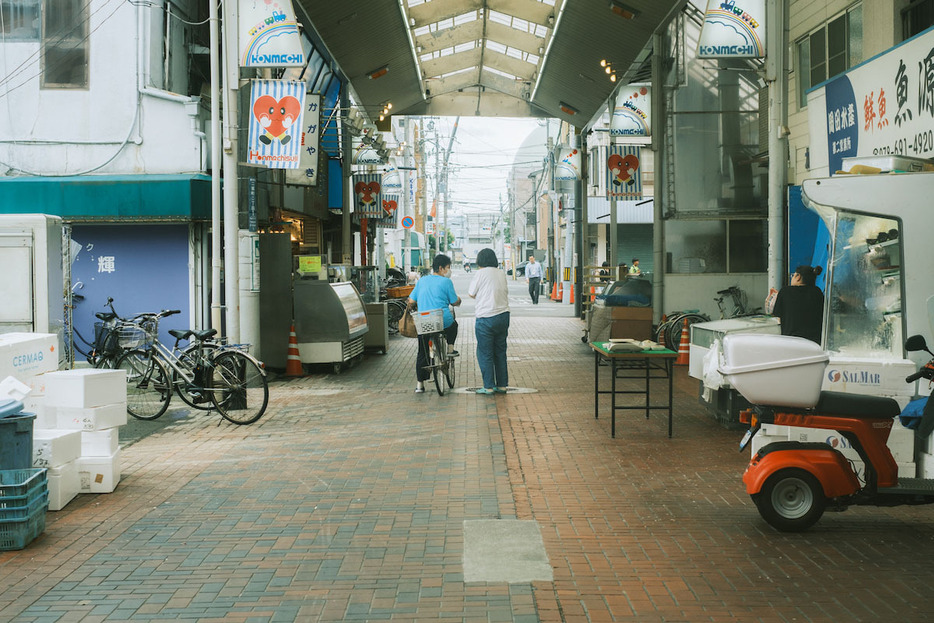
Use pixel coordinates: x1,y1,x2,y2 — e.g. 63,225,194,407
451,386,538,394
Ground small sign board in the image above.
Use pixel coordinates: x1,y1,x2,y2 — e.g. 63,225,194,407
401,216,414,229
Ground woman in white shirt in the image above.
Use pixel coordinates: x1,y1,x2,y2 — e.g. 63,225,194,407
467,248,510,394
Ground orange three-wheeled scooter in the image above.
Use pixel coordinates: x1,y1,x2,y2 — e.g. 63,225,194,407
729,334,934,532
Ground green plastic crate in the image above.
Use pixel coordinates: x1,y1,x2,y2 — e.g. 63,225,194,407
0,469,47,499
0,491,49,522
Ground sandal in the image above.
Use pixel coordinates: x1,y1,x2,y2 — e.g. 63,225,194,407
475,388,495,395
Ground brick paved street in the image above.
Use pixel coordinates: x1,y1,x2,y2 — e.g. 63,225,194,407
2,308,934,622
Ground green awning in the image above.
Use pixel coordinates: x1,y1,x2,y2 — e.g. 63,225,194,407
0,174,215,222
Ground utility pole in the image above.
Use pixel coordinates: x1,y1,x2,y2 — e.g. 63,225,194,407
221,0,240,341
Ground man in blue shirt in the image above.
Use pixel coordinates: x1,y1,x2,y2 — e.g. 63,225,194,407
406,254,461,393
524,255,544,304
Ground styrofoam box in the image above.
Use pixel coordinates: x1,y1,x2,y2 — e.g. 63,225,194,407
924,432,934,456
720,334,829,408
77,449,121,493
822,356,918,397
81,428,119,457
55,402,127,432
0,333,58,383
48,460,80,511
920,452,934,479
32,429,81,468
43,368,127,409
23,395,55,429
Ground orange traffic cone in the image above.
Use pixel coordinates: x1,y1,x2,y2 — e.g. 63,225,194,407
569,285,575,304
285,324,304,377
550,281,558,301
675,318,690,365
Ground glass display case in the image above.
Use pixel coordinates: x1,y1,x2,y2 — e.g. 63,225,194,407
351,266,379,304
826,212,902,358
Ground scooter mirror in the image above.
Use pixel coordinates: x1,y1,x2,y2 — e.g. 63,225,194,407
905,335,929,353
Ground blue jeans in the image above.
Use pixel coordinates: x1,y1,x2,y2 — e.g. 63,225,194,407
475,312,510,389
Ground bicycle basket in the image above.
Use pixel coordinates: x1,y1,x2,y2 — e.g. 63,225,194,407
93,322,120,356
412,308,444,335
117,317,158,349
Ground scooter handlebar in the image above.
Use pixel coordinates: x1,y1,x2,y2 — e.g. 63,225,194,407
906,370,925,383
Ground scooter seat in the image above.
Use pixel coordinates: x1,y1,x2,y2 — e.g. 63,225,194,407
815,391,901,419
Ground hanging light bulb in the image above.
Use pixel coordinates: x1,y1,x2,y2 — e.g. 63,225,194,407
600,59,608,67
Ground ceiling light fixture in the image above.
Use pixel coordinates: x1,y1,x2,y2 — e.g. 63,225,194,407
368,64,389,80
609,1,640,20
558,101,578,116
600,59,618,82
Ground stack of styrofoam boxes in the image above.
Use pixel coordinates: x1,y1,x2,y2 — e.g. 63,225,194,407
32,429,82,510
0,333,59,428
751,421,916,479
42,369,127,495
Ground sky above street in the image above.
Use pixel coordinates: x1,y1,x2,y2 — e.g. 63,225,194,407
427,116,550,217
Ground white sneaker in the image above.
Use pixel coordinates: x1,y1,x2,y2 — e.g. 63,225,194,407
415,382,425,393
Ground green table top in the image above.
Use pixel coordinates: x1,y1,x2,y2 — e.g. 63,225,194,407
589,341,678,357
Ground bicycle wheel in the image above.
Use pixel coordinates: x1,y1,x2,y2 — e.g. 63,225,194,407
666,313,709,351
444,341,456,389
209,351,269,424
386,300,406,335
429,335,445,396
116,349,171,420
174,342,219,410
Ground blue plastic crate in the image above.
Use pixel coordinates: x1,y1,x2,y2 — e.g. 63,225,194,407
0,469,48,499
0,491,48,522
0,412,36,470
0,479,48,511
0,502,47,551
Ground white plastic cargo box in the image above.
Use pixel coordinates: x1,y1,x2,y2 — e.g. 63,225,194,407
55,402,127,432
32,429,81,468
719,334,829,408
81,428,119,457
47,461,79,511
77,449,121,493
43,369,126,409
0,333,58,383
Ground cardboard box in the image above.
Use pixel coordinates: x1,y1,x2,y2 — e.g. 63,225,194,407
610,319,653,340
32,429,81,468
81,428,120,457
610,306,653,321
47,460,80,511
44,369,126,409
77,449,121,493
0,333,58,383
56,402,127,432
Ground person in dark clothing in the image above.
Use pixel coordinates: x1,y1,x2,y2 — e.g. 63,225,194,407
772,265,824,344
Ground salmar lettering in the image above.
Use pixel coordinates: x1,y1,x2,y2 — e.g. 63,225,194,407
827,369,882,385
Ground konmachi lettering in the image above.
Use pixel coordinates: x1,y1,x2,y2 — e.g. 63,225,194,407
249,54,304,65
698,44,757,56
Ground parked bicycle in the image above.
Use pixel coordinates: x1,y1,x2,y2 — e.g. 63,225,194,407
654,309,711,351
411,308,455,396
714,286,763,319
114,310,269,425
69,295,139,369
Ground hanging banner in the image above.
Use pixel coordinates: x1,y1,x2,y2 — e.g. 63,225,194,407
554,147,581,180
352,174,382,223
239,0,305,67
611,87,652,137
697,0,766,59
809,25,934,174
284,93,321,185
382,167,403,193
378,194,400,227
247,80,305,169
606,146,642,199
352,139,383,165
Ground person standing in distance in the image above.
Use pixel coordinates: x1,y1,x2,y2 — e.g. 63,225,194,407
406,254,461,394
468,248,510,395
771,265,824,344
628,258,642,276
525,254,544,304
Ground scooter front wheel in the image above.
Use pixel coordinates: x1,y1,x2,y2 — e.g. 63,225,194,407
752,468,826,533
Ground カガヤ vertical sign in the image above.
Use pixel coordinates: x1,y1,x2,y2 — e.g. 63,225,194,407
285,94,321,185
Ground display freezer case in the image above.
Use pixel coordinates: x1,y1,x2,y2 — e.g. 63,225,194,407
293,280,368,372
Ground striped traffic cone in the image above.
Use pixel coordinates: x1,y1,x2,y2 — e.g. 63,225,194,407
675,318,690,366
285,324,304,377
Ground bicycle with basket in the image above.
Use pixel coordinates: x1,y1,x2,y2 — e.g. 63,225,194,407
112,307,269,425
412,307,455,396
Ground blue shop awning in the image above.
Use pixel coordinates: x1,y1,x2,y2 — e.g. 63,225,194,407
0,174,214,222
